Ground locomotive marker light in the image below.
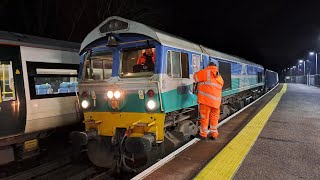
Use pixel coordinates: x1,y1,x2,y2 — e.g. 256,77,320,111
107,90,113,99
147,100,156,110
147,89,155,97
114,90,121,99
81,100,89,109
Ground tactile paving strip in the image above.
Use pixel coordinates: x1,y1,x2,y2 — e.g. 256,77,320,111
195,84,287,180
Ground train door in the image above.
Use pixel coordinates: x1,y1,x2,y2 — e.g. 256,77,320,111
0,45,26,137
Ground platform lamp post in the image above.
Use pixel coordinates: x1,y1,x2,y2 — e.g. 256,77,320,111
299,60,304,75
309,52,317,75
292,66,296,76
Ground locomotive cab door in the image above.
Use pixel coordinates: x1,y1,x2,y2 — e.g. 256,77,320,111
0,45,26,137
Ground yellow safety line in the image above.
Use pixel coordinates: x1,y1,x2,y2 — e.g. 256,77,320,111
195,84,287,180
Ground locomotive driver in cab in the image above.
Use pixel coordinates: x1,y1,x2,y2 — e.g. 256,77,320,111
194,62,224,140
137,48,155,71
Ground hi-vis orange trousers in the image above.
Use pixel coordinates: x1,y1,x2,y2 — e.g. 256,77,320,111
199,104,220,138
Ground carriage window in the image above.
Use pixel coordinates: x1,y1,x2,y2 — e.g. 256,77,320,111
0,61,15,101
33,74,78,95
83,51,112,80
27,62,78,99
120,47,155,78
166,51,189,78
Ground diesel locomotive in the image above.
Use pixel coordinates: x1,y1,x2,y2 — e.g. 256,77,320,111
72,16,278,171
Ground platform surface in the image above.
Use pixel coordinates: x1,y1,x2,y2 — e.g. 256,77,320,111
234,84,320,179
141,84,320,180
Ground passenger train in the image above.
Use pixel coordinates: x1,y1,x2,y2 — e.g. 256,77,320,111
72,16,279,171
0,31,81,165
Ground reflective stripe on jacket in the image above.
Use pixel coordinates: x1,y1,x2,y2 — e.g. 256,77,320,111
194,66,224,108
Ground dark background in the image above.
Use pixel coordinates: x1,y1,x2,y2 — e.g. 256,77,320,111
1,0,320,72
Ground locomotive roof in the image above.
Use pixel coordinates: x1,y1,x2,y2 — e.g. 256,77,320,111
0,31,80,52
81,16,263,68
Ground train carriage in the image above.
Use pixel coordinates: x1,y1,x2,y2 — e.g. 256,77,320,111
0,31,80,165
265,69,279,91
74,16,269,170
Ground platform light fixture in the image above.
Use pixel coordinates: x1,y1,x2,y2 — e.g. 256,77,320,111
309,51,318,75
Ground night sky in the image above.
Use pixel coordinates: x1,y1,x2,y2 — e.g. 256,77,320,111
1,0,320,72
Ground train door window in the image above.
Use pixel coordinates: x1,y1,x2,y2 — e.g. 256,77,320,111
27,62,79,99
166,51,172,77
181,53,189,78
0,61,15,101
218,61,231,90
120,47,155,78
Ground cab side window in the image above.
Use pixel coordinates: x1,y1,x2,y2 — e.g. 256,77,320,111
166,50,189,78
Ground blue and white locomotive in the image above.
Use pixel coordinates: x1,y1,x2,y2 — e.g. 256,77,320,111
74,16,278,171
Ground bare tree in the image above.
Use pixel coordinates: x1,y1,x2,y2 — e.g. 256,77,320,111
68,0,87,40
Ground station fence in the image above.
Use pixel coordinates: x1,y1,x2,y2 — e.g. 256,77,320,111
285,75,320,86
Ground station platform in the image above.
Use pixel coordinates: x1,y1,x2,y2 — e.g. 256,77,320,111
134,84,320,180
233,83,320,179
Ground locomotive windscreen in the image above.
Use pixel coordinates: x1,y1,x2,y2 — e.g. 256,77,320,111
120,47,155,78
218,61,231,90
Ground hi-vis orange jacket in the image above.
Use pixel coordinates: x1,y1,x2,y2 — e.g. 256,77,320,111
194,66,224,108
137,53,155,64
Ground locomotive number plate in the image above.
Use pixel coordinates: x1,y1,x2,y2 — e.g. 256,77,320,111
24,139,38,152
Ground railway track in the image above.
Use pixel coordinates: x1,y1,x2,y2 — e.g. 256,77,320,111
2,155,113,180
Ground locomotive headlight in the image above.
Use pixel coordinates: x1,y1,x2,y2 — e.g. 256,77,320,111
81,100,89,109
147,100,156,110
114,90,121,99
107,91,113,99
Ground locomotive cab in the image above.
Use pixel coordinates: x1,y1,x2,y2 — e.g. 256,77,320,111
74,18,169,170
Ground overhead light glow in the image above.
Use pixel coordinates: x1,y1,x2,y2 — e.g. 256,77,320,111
309,52,315,55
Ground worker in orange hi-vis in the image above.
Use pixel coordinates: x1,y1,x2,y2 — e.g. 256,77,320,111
194,62,224,140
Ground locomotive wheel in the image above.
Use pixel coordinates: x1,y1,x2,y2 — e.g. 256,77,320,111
87,138,116,168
